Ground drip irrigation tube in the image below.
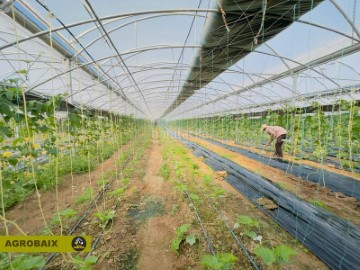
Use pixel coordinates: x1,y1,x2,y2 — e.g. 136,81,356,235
200,190,259,270
181,165,257,266
192,133,360,201
42,140,139,268
182,174,258,267
86,138,151,258
167,130,360,270
86,192,121,258
185,191,216,256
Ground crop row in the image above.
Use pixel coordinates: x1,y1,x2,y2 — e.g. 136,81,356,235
168,100,360,170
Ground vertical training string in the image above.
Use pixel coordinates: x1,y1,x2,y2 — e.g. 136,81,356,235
254,0,267,45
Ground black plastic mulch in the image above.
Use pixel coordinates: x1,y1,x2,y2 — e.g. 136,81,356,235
167,130,360,270
195,135,360,202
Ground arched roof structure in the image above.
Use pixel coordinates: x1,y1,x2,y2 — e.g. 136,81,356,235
0,0,359,120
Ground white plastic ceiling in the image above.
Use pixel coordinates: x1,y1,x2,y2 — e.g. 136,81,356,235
0,0,359,120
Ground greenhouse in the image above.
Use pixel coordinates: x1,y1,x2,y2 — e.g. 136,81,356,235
0,0,359,269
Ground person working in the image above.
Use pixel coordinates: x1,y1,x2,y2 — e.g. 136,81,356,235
261,124,287,158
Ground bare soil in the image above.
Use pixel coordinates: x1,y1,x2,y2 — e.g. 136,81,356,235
136,139,179,269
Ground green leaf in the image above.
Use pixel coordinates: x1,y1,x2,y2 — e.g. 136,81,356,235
12,255,45,270
85,255,98,264
237,215,258,228
244,230,257,239
175,183,187,191
251,220,259,228
185,234,196,246
176,224,191,236
237,215,253,225
274,245,297,263
59,208,77,218
201,253,238,270
0,126,13,137
218,253,239,263
171,238,182,254
254,246,276,266
189,193,200,202
111,187,125,197
78,256,99,270
200,255,223,270
7,157,18,166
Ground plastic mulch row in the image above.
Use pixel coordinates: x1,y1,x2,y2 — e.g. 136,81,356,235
168,130,360,270
196,135,360,201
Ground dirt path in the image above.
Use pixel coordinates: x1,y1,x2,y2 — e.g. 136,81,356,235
2,142,131,235
136,137,175,270
94,134,197,270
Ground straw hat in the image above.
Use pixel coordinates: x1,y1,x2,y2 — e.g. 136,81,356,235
261,124,267,131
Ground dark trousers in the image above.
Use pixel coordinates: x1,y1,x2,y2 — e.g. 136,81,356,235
275,134,286,157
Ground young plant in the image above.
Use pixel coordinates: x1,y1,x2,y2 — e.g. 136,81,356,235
111,187,125,198
171,224,197,254
175,183,188,192
94,209,116,229
122,178,131,186
203,175,213,187
159,163,170,181
72,255,98,270
201,253,239,270
51,208,77,225
254,245,296,266
0,254,45,270
97,178,110,189
191,163,199,171
77,187,93,204
234,215,259,240
210,186,225,198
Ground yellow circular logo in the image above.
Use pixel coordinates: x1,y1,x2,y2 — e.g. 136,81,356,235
71,236,86,251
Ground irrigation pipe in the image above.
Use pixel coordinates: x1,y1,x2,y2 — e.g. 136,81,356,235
200,190,259,270
184,191,216,256
42,136,143,267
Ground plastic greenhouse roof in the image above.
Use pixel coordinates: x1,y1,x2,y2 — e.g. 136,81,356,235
0,0,359,120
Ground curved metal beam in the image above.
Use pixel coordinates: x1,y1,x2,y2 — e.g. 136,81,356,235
0,9,217,51
24,45,201,93
297,19,360,43
73,13,207,58
169,43,360,118
62,59,295,109
329,0,360,39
